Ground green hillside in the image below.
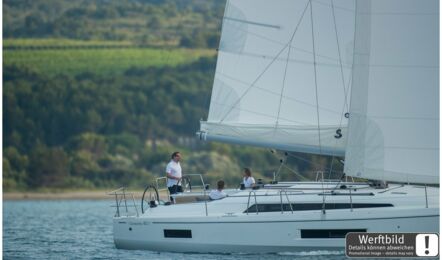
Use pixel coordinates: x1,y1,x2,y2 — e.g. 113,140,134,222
3,0,340,192
4,0,225,48
4,39,216,76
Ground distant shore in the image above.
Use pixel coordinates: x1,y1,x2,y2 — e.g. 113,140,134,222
3,190,146,200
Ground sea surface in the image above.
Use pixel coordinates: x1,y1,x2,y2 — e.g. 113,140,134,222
4,200,351,259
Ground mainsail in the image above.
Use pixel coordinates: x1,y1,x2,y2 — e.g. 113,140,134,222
344,0,439,184
199,0,439,184
199,0,355,156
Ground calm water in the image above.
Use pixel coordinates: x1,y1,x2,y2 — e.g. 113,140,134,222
3,200,350,260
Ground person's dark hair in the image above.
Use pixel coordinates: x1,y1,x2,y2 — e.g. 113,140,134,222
217,180,225,190
171,151,180,159
244,168,252,177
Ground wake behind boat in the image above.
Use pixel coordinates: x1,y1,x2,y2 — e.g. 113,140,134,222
110,0,439,253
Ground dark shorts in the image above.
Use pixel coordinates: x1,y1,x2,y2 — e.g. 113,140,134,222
168,185,183,195
168,185,183,202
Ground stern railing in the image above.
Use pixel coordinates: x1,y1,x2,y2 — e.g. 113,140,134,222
107,187,139,217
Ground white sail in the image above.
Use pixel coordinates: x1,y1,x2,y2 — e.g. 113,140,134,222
344,0,439,184
112,0,440,253
199,0,355,156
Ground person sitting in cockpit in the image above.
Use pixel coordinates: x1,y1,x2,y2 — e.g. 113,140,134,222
209,180,227,200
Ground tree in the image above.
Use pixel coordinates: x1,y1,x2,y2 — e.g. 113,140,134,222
24,13,46,35
28,145,70,188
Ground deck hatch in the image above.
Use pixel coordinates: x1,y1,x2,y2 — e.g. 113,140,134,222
301,229,366,238
164,229,192,238
244,203,393,213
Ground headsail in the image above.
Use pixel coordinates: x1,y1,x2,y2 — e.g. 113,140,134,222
199,0,355,156
344,0,439,184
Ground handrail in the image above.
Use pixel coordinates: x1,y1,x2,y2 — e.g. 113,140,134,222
425,185,428,208
321,178,326,214
131,193,139,216
279,189,294,214
155,177,170,201
155,177,168,190
181,174,206,189
107,187,138,217
349,187,353,211
246,190,258,215
378,184,404,194
316,170,349,183
316,171,324,182
247,189,296,215
107,187,126,194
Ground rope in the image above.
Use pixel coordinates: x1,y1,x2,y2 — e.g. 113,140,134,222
309,0,322,155
327,0,353,179
331,0,349,113
275,32,293,130
276,1,312,128
281,151,345,175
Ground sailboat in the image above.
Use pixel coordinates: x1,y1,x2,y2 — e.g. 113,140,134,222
111,0,439,253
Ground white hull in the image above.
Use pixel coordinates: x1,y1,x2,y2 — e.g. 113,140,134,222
114,211,438,253
112,183,439,253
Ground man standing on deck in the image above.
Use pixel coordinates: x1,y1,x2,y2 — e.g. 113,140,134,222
166,151,183,202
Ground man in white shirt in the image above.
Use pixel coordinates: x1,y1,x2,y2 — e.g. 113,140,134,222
209,180,227,200
166,151,183,202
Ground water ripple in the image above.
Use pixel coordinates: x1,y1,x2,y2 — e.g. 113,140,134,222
4,200,352,260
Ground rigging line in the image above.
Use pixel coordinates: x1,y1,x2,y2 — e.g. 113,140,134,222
328,0,354,179
331,0,349,113
328,74,352,178
211,100,309,124
207,102,347,125
313,0,355,13
339,74,352,126
218,14,348,64
218,0,311,123
327,157,335,181
211,100,310,124
223,17,281,29
285,152,344,174
329,0,359,181
337,0,360,181
281,164,310,181
327,0,354,178
216,72,345,115
310,0,322,155
232,26,348,64
219,49,352,68
275,20,298,129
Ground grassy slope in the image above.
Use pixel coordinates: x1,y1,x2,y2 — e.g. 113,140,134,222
4,38,133,47
4,39,216,76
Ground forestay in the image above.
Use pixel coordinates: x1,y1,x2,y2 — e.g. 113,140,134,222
199,0,355,156
344,0,439,184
